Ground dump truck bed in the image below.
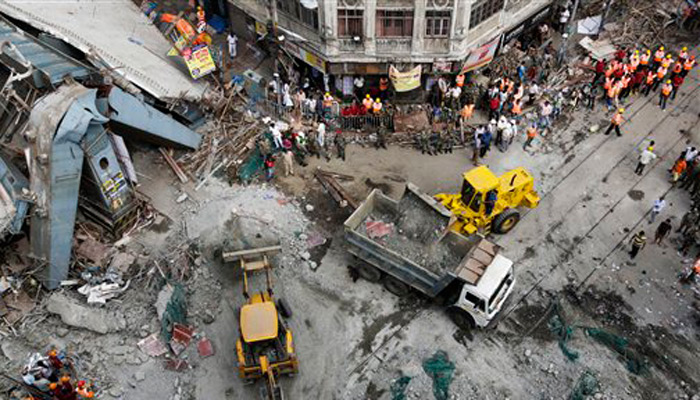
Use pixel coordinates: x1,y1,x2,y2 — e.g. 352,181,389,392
344,183,494,297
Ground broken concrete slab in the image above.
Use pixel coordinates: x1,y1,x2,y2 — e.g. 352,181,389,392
46,292,125,334
197,338,214,358
75,238,111,265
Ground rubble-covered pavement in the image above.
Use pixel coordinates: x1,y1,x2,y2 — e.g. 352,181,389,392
2,0,700,399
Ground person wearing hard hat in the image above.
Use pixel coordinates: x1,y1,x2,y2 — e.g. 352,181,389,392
604,108,625,136
640,49,651,70
362,94,373,111
372,98,383,114
661,53,673,69
678,46,689,62
660,79,673,110
681,55,695,77
652,46,665,70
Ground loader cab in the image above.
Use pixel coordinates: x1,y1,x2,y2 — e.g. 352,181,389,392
459,166,500,213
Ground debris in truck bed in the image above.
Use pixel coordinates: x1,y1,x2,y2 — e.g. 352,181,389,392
356,193,462,274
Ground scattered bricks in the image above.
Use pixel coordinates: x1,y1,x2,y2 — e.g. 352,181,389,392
165,358,189,371
137,333,168,357
197,338,214,358
170,323,195,355
75,237,110,265
365,221,393,239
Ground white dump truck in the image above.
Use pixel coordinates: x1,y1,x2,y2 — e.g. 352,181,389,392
344,183,516,329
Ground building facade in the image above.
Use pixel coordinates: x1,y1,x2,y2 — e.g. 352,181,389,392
228,0,553,75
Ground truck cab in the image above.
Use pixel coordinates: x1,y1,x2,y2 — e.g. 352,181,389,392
448,241,516,329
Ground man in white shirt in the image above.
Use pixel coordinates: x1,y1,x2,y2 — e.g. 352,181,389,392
227,33,238,59
650,196,666,223
635,147,657,175
684,146,698,162
270,123,283,148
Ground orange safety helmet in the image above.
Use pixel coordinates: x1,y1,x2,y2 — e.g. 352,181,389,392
48,350,57,357
60,375,70,383
49,383,57,390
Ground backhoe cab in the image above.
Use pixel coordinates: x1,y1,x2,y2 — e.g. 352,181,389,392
435,166,539,235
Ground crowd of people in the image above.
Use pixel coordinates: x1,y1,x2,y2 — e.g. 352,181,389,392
17,349,95,399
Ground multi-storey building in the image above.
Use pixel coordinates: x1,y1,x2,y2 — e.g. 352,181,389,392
228,0,553,77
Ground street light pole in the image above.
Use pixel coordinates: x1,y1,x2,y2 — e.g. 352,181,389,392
557,0,581,66
268,0,282,108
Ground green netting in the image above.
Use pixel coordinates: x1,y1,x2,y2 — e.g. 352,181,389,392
422,351,455,400
585,328,648,375
237,146,264,183
390,376,412,400
548,303,580,361
161,283,187,341
569,370,599,400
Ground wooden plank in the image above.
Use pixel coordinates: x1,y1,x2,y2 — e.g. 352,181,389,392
159,147,189,183
314,171,343,204
222,245,282,262
317,168,355,181
323,174,358,209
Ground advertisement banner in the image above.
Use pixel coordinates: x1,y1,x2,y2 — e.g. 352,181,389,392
389,65,422,92
284,42,327,74
184,46,216,79
460,36,501,74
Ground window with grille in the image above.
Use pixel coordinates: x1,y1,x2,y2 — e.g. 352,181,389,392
469,0,505,29
277,0,319,30
376,10,414,37
425,10,451,37
338,9,363,37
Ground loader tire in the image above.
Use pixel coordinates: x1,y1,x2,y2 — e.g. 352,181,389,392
383,276,410,297
492,209,521,234
277,298,292,319
357,263,382,282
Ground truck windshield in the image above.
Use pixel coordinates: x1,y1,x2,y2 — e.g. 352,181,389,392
488,272,513,313
461,181,476,208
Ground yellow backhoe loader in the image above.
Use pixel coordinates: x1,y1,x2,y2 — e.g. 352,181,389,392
434,165,540,235
224,245,298,400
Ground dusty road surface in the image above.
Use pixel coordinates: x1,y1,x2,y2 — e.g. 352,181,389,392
2,62,699,400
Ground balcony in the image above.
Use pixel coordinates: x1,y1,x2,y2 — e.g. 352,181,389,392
375,37,413,54
422,38,450,54
338,38,365,52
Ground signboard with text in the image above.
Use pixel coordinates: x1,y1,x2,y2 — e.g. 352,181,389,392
389,65,422,92
184,46,216,79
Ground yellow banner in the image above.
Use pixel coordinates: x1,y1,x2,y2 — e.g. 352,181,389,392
389,65,422,92
184,46,216,80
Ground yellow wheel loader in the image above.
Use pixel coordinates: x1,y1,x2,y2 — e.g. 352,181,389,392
434,165,540,236
224,245,298,400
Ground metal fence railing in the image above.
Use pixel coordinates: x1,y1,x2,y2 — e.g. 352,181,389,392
252,98,395,131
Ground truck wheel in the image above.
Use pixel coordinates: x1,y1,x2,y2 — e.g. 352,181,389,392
448,308,476,330
277,298,292,319
383,276,410,297
357,264,382,282
492,209,521,234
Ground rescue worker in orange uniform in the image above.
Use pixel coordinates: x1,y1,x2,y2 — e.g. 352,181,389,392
661,54,673,69
372,98,383,114
642,70,656,96
659,80,672,110
378,77,389,101
604,108,625,136
681,56,695,77
362,94,373,111
455,73,465,88
652,46,665,70
652,65,668,91
640,49,651,70
629,50,640,72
